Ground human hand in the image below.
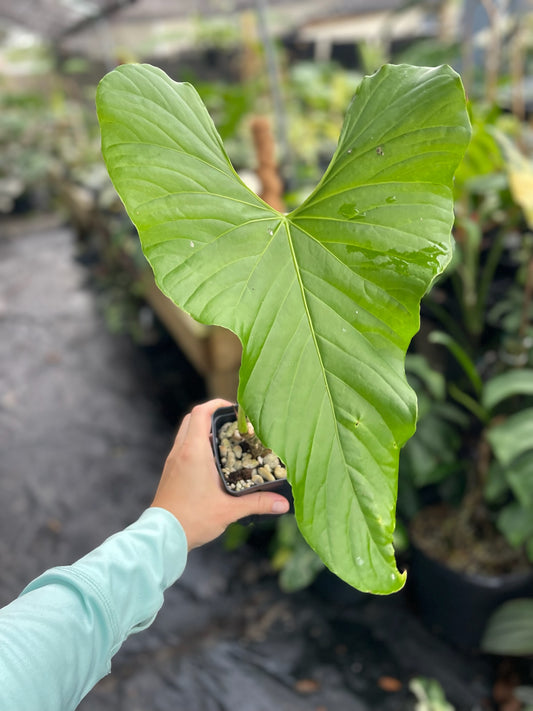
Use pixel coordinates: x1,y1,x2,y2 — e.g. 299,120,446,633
150,399,290,550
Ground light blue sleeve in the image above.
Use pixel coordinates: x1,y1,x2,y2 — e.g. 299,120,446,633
0,507,188,711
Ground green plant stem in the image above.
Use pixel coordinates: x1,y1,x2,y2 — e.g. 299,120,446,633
448,383,490,424
237,403,248,435
454,435,492,549
477,229,505,331
453,217,481,337
429,331,483,396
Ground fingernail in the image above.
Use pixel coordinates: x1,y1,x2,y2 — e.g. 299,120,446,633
272,500,289,514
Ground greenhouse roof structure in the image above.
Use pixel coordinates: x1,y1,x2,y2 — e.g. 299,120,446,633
0,0,411,42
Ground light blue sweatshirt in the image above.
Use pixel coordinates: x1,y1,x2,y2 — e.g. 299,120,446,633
0,507,188,711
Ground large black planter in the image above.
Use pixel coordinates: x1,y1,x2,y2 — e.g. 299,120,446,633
409,544,533,652
312,567,368,606
211,405,293,509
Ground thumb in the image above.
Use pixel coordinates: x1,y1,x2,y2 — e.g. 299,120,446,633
236,491,290,518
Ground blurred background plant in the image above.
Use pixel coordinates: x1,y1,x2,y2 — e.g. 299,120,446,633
409,677,455,711
483,597,533,656
399,106,533,578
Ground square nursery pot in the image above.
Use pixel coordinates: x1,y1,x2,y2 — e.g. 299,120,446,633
211,405,293,516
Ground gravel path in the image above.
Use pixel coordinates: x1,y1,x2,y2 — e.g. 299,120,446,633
0,216,494,711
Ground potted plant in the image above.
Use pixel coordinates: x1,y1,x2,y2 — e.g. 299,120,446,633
399,109,533,647
210,402,291,501
95,61,470,594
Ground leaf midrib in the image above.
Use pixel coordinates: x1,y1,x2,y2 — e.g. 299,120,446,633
284,216,354,560
284,215,408,569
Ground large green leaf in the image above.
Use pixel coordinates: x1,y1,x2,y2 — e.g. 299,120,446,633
96,63,470,593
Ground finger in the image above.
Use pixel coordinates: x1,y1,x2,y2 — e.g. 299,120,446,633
174,412,191,449
236,491,290,518
188,398,234,439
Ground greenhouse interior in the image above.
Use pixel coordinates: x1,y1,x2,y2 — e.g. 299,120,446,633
1,0,533,709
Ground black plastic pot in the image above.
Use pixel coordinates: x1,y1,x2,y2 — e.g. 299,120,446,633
211,405,293,509
409,544,533,652
312,568,368,606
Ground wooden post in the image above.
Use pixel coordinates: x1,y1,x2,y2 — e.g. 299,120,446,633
250,115,285,213
142,118,285,401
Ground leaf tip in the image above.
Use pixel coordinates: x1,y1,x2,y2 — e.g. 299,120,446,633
369,566,407,595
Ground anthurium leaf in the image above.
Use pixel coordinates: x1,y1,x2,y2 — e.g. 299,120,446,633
96,63,470,593
487,408,533,467
482,369,533,411
497,502,533,548
506,452,533,509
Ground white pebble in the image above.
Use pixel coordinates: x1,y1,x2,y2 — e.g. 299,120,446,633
274,466,286,479
263,453,279,469
259,466,275,482
242,455,258,468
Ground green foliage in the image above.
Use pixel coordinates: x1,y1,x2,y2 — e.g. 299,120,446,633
395,39,461,74
403,345,533,557
194,80,262,169
514,687,533,711
271,515,324,592
428,106,530,350
482,598,533,656
0,89,54,211
400,354,467,498
223,521,253,551
452,105,505,198
409,677,455,711
284,62,362,190
0,74,105,214
96,62,469,593
483,370,533,410
400,104,533,568
191,15,244,49
488,408,533,467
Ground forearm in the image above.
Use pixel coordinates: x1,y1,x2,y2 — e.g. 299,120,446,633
0,507,187,711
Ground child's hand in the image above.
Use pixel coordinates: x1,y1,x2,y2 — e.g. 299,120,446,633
151,399,290,550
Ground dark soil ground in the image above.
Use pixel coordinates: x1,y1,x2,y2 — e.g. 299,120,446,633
0,214,509,711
